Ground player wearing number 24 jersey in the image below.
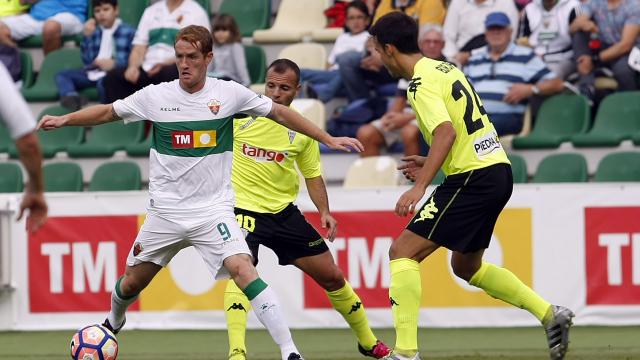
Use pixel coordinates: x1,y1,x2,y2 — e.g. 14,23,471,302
369,13,574,360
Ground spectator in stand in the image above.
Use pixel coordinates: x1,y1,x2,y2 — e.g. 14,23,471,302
0,0,87,54
207,14,250,86
300,1,370,103
356,24,446,157
464,12,564,136
373,0,446,26
102,0,209,102
0,0,29,18
570,0,640,96
55,0,135,110
443,0,518,67
518,0,579,80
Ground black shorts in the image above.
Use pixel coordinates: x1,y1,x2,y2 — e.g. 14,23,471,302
234,204,328,265
406,163,513,253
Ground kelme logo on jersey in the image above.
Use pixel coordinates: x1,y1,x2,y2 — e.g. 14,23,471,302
473,131,501,158
171,130,217,149
241,143,288,163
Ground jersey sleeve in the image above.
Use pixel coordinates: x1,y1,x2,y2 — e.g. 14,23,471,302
296,138,322,179
132,8,151,46
113,86,151,123
411,77,451,135
232,82,273,117
0,64,35,139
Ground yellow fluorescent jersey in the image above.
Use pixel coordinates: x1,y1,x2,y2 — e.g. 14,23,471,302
232,113,322,213
407,57,510,176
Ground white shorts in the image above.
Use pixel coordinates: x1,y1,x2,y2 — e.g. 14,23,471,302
0,13,83,40
371,116,419,146
126,211,252,280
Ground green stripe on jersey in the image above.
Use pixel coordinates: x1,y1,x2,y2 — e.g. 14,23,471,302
149,28,179,46
151,118,233,157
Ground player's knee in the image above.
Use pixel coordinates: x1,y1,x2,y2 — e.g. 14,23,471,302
451,262,477,282
388,241,403,260
227,255,258,287
317,265,345,291
119,276,143,296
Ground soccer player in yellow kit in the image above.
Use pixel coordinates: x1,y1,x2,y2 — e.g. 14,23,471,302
224,59,391,360
368,13,574,360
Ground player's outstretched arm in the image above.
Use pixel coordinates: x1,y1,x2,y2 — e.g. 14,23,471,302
37,104,121,130
268,103,364,153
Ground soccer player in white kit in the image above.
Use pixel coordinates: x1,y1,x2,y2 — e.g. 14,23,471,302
37,25,363,360
0,63,48,232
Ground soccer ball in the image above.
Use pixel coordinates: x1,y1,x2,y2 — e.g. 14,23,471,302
70,324,118,360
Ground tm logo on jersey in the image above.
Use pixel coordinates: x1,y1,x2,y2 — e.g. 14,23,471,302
172,130,217,149
241,143,288,163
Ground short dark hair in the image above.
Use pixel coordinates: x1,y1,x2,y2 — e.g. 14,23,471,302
267,59,300,84
369,12,420,54
175,25,213,56
92,0,117,9
346,1,370,19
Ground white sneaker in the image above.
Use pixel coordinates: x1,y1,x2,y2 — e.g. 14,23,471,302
382,351,421,360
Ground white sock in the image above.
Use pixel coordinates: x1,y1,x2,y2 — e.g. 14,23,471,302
107,276,137,329
246,279,300,359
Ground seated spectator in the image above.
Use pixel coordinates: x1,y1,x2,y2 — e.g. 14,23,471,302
102,0,209,102
356,24,446,157
55,0,135,110
0,0,87,54
373,0,446,26
464,12,564,136
443,0,518,66
519,0,579,80
300,0,370,102
570,0,640,96
0,0,29,18
207,14,250,86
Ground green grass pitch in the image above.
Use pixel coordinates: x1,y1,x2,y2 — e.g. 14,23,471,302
1,326,639,359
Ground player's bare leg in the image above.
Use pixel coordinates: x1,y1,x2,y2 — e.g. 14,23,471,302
224,254,303,360
293,252,391,358
104,262,162,334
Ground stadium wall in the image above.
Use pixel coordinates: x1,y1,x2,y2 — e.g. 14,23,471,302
1,184,639,330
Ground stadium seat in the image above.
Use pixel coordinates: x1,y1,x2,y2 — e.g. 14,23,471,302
279,43,327,70
531,153,588,183
508,154,528,183
19,51,34,88
253,0,327,43
0,123,11,153
244,45,267,84
571,92,640,147
67,120,144,158
0,163,23,193
115,0,149,27
43,162,83,192
632,132,640,146
512,94,590,149
88,161,141,191
18,34,80,48
8,106,82,159
292,99,326,130
21,48,85,101
343,156,399,188
220,0,271,37
125,127,152,157
594,152,640,182
311,28,344,42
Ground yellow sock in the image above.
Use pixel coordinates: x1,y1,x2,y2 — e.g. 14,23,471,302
469,261,551,322
224,280,251,356
389,258,421,356
326,281,377,349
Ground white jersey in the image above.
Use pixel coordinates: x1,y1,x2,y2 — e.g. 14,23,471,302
0,63,35,139
113,78,272,217
133,0,210,72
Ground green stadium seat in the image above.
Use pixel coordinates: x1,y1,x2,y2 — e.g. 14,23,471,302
508,154,528,183
67,120,144,158
43,162,83,192
89,161,141,191
244,45,267,84
0,123,11,153
18,34,81,48
21,48,84,101
512,94,591,149
0,163,23,193
8,106,82,158
531,153,588,183
632,132,640,146
125,126,152,157
19,51,34,88
99,0,149,27
220,0,271,37
571,92,640,147
594,152,640,182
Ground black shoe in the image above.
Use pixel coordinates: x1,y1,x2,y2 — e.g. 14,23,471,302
287,353,304,360
102,317,126,335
